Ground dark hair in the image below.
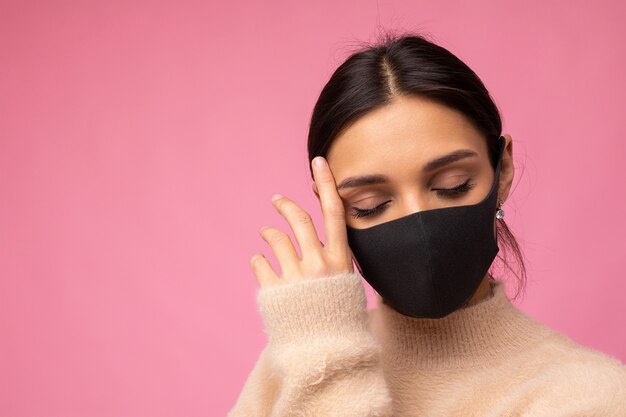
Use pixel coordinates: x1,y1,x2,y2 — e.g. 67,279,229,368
306,30,527,299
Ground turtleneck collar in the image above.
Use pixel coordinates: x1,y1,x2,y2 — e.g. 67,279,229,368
369,279,556,370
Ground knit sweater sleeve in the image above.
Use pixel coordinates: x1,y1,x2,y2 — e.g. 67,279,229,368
227,270,393,417
519,338,626,417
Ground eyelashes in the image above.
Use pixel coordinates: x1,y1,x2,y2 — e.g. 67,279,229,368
350,179,476,219
351,200,391,219
432,178,476,198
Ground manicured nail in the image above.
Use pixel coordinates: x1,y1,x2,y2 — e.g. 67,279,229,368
313,157,325,169
271,193,283,203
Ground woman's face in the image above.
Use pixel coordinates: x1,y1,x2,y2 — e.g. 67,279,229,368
322,94,513,229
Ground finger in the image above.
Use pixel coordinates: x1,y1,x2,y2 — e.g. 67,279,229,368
259,226,300,277
271,194,324,259
311,156,348,255
250,253,280,288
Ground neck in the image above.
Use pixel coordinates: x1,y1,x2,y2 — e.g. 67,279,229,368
463,273,494,308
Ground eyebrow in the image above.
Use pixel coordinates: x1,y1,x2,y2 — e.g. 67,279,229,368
336,149,479,191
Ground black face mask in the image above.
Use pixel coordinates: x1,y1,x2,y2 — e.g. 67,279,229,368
345,136,506,319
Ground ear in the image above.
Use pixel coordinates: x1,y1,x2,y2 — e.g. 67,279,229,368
498,133,515,203
311,183,320,201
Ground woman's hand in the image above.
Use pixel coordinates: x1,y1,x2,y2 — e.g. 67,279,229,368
250,156,354,289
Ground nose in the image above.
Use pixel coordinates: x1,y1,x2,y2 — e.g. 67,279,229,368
397,187,429,217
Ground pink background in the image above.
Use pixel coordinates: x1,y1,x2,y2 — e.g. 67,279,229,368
1,1,625,416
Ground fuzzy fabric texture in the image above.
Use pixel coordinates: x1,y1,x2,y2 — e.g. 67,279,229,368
228,271,626,416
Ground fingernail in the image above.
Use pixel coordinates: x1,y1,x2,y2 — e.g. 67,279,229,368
271,193,283,203
313,157,325,169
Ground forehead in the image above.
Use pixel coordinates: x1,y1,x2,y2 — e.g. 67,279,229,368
326,95,488,178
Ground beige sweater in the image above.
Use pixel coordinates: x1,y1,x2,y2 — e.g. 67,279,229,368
228,271,626,416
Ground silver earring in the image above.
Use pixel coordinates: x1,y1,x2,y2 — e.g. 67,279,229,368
495,198,505,220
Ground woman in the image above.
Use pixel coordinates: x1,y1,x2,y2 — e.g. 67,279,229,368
228,32,626,416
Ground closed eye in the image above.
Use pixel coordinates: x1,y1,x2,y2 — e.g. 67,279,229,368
432,178,476,198
350,200,391,219
349,179,476,219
